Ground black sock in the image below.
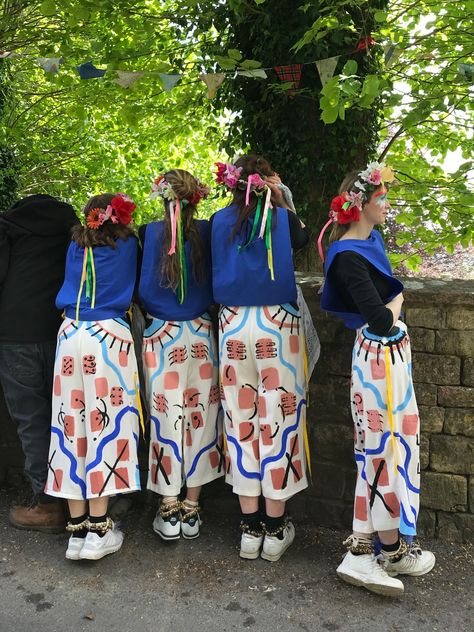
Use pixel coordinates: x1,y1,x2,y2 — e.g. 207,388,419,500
89,514,108,538
264,514,285,540
241,511,262,533
70,513,88,539
381,539,400,553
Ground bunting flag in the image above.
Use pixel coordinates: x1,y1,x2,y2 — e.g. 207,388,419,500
0,52,14,58
158,73,181,92
115,70,145,88
237,69,268,79
383,44,401,68
77,61,106,79
314,56,340,86
274,64,302,96
199,72,225,99
37,57,62,74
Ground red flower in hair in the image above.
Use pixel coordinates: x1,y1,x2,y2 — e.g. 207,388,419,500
188,191,202,206
110,194,136,225
330,193,360,224
86,208,103,230
214,162,227,184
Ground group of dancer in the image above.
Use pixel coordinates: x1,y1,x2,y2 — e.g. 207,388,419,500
1,153,435,596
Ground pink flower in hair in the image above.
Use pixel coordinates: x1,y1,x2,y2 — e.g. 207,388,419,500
224,164,242,189
367,169,382,186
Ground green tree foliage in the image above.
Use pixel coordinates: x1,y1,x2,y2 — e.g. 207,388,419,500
290,0,474,266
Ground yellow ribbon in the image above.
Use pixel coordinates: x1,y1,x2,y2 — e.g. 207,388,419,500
134,371,145,436
384,345,399,474
302,331,312,479
75,246,88,322
89,247,96,309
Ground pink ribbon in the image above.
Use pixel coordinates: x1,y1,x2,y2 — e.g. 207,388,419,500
317,218,334,264
245,174,260,206
168,198,180,255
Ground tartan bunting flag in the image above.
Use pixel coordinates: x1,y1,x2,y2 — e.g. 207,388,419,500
274,64,302,96
314,56,340,86
77,61,106,79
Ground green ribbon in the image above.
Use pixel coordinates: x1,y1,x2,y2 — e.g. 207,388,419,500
238,197,262,252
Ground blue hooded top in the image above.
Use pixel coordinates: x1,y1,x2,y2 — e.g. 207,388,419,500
138,220,213,321
211,204,297,306
320,229,404,329
56,237,138,321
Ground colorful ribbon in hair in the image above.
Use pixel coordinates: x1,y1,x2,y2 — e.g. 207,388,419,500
239,185,275,280
317,217,334,264
75,246,97,322
167,198,188,303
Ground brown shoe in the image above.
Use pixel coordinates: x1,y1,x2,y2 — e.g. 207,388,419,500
9,499,65,534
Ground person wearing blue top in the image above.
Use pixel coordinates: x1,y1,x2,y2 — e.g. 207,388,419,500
211,154,309,563
45,192,142,562
319,163,435,597
140,169,223,541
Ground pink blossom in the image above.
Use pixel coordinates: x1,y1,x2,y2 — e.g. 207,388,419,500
367,170,382,186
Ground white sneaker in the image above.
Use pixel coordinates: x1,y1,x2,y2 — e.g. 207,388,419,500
240,532,264,559
65,536,85,560
181,508,202,540
79,522,124,560
383,543,436,577
261,521,295,562
153,509,181,541
337,551,404,597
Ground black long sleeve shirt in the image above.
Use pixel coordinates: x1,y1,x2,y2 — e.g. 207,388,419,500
328,251,396,336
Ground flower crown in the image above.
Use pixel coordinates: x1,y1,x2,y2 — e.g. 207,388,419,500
317,162,395,263
150,174,210,206
86,193,136,230
330,162,395,225
214,162,269,197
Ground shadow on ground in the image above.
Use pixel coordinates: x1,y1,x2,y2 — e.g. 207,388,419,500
0,483,472,632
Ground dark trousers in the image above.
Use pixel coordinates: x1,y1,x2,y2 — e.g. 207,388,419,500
0,341,56,495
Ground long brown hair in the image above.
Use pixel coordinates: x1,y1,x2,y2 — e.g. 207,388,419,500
72,193,136,248
158,169,205,290
230,154,275,240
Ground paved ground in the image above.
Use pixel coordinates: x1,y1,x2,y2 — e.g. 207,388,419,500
0,486,473,632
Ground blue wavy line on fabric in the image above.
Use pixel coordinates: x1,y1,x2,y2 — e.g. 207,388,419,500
260,399,306,476
255,308,304,397
86,405,139,473
351,361,414,414
51,426,87,498
186,316,217,364
150,414,182,463
148,321,184,384
219,307,250,353
186,420,219,478
354,453,367,480
99,338,135,395
366,431,420,495
225,432,261,480
400,503,417,535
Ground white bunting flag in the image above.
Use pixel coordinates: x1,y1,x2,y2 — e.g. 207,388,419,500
315,56,340,86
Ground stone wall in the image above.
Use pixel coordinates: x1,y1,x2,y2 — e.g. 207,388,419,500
300,275,474,543
1,277,473,541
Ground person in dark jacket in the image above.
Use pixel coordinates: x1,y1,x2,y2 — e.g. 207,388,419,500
0,194,79,532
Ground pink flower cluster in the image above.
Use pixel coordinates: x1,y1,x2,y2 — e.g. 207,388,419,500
215,162,243,189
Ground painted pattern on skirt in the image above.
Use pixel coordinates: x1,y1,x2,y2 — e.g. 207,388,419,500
219,304,308,501
46,317,141,500
351,320,420,536
143,313,223,496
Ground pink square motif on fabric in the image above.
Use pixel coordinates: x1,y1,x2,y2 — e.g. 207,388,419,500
144,351,157,368
261,367,280,390
402,414,419,435
370,359,386,380
164,371,179,389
